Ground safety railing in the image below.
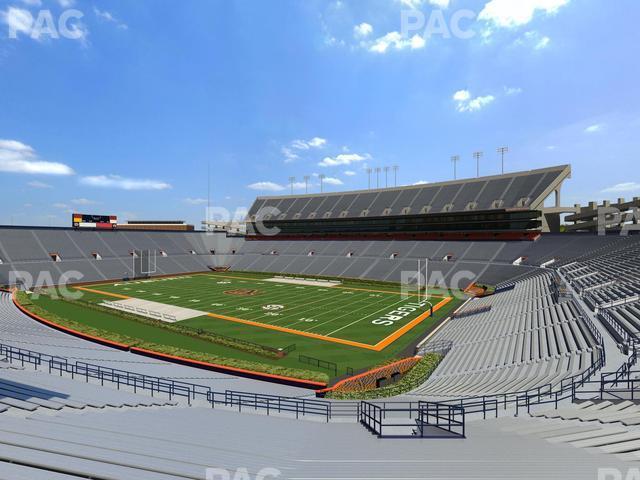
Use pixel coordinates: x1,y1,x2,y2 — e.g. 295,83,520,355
359,400,466,438
208,389,332,420
0,341,332,420
417,401,465,438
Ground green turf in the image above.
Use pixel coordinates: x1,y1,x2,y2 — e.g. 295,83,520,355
85,272,450,346
30,272,463,380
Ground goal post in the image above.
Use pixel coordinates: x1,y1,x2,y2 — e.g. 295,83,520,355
132,249,157,278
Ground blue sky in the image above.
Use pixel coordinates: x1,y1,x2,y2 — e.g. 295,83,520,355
0,0,639,227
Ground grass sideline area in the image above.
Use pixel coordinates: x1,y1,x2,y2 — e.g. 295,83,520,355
25,271,462,383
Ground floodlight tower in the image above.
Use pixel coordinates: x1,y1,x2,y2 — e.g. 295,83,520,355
375,167,381,188
384,166,390,188
473,151,483,177
319,174,326,193
497,146,509,174
303,175,310,194
392,165,399,187
451,155,460,180
288,176,296,195
366,168,373,189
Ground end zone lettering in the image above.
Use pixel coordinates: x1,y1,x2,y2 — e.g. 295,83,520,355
372,300,431,327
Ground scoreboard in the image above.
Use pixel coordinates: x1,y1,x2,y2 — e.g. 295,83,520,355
72,213,117,229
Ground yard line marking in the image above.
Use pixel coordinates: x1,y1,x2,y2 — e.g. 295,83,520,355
199,272,448,298
324,295,411,337
303,292,394,334
205,311,379,350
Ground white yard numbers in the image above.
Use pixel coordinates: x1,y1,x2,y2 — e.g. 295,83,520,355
262,304,285,311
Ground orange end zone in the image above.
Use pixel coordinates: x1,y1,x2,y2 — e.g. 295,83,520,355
72,285,453,352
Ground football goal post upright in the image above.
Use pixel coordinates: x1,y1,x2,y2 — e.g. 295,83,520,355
424,258,428,303
417,259,421,301
132,249,157,278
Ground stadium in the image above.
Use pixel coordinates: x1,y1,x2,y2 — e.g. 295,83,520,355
2,0,640,478
0,161,639,479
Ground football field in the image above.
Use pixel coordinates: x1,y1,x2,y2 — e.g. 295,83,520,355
75,272,453,351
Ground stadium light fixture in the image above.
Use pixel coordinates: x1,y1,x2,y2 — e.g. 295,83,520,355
375,167,381,188
497,146,509,174
303,175,310,194
473,151,483,177
366,168,373,189
319,174,326,193
451,155,460,180
288,176,296,195
384,166,390,188
392,165,399,187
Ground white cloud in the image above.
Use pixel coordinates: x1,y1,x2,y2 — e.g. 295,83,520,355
27,180,53,188
344,170,357,176
534,35,550,49
0,139,75,175
183,197,208,205
71,198,98,205
453,90,471,102
515,31,551,50
281,147,299,163
322,176,343,186
247,181,286,192
80,175,171,190
354,22,373,38
93,7,128,30
413,180,430,185
584,124,604,134
52,202,69,209
21,0,42,6
399,0,450,8
479,0,569,28
504,86,523,96
318,153,371,167
58,0,75,6
291,137,327,150
282,137,326,163
602,182,640,193
369,31,425,53
453,90,495,112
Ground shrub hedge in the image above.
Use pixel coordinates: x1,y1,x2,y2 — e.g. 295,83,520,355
326,352,442,399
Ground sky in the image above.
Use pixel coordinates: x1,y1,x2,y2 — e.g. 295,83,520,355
0,0,639,228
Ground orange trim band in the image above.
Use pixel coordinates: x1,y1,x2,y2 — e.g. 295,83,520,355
74,286,131,299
